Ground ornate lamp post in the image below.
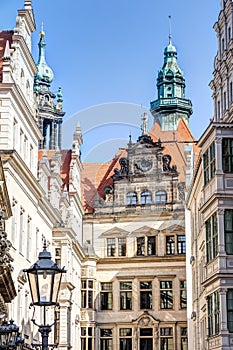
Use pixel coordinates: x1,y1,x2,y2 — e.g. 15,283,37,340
0,320,24,350
24,242,66,350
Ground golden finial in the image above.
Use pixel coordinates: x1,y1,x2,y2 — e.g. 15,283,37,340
40,22,45,37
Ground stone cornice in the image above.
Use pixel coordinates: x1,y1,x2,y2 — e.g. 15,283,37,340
0,83,42,140
0,150,61,225
12,34,37,73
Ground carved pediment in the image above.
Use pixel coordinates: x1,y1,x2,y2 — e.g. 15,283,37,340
99,227,129,238
159,222,185,233
130,226,159,236
132,311,160,326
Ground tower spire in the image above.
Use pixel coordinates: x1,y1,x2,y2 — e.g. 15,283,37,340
168,15,172,45
150,20,192,131
34,25,54,91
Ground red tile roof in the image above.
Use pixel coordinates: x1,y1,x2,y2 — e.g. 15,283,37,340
81,119,199,212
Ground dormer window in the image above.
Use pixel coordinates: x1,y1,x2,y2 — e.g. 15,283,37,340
156,191,167,204
141,191,152,205
126,192,137,206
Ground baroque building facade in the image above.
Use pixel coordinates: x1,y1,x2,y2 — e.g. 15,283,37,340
0,1,84,349
81,35,196,350
186,0,233,349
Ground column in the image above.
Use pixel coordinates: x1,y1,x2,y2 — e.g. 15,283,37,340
219,288,228,332
49,121,55,149
58,121,62,149
218,208,226,256
54,122,58,149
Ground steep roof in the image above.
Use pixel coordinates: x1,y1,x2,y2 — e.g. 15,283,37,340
0,31,13,82
81,120,199,213
149,119,199,182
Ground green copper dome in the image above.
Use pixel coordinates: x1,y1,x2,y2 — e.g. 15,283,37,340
150,34,192,131
35,30,54,86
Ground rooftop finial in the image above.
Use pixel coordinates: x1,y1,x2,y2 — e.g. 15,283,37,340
24,0,32,10
40,22,45,37
141,113,148,135
168,15,172,44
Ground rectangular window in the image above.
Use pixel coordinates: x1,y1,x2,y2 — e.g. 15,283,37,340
180,281,187,309
225,209,233,254
230,82,233,103
224,91,227,111
54,310,60,344
107,238,115,257
100,283,112,310
206,212,218,263
207,291,220,336
120,282,132,310
140,328,153,349
223,138,233,173
177,236,186,254
148,236,156,255
119,328,132,350
140,281,152,309
81,327,93,350
160,328,173,350
137,237,145,256
26,216,31,260
100,329,112,350
55,247,61,266
217,100,220,119
204,143,215,185
160,281,173,309
166,236,175,255
118,237,126,256
81,280,94,309
227,289,233,332
181,327,188,350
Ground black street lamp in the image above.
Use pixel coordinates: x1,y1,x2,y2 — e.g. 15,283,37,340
24,241,66,350
0,320,24,350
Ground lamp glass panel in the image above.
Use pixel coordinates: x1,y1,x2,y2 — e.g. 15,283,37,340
38,270,53,303
52,273,62,303
28,272,39,304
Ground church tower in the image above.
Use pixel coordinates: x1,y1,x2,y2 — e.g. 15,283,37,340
34,28,65,150
150,34,192,131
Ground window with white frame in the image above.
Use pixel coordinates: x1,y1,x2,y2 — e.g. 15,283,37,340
160,281,173,309
155,190,167,204
100,329,112,350
126,192,137,206
106,237,126,257
119,328,132,350
207,291,220,336
140,191,152,205
120,282,132,310
206,212,218,263
140,281,152,309
203,143,215,185
81,280,94,309
81,327,93,350
100,283,112,310
136,236,156,256
160,327,173,350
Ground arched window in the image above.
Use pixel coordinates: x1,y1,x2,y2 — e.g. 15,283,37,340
141,191,152,205
155,191,167,204
126,192,137,206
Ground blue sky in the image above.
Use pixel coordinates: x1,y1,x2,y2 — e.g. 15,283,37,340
2,1,220,161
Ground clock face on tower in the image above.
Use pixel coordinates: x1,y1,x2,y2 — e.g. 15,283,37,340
135,158,153,172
